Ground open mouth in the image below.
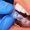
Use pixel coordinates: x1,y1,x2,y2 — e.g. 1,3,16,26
15,3,30,27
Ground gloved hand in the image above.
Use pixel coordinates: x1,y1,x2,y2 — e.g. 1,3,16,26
0,1,14,14
0,1,15,30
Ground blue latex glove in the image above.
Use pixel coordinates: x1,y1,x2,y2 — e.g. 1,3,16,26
0,1,16,30
0,15,15,30
0,1,14,14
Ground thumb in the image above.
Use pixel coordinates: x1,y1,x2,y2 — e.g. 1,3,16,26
0,1,14,14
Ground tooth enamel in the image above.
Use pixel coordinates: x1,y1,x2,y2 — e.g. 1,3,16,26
15,3,29,15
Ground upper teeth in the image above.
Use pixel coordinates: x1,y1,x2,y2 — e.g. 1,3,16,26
15,3,29,15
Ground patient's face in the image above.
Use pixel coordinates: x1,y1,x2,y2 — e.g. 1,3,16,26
14,0,30,14
14,0,30,26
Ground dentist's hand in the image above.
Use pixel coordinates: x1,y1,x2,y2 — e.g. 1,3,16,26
0,1,15,30
0,1,14,14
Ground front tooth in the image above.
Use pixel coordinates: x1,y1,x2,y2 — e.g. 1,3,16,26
15,3,29,15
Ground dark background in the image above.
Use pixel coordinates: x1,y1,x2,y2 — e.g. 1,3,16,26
4,0,14,4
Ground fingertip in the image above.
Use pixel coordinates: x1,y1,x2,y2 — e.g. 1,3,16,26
0,1,14,14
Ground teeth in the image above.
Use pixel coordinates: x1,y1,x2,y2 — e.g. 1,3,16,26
15,3,29,15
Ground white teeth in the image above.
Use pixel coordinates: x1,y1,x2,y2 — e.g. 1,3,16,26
15,3,29,15
21,18,30,26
